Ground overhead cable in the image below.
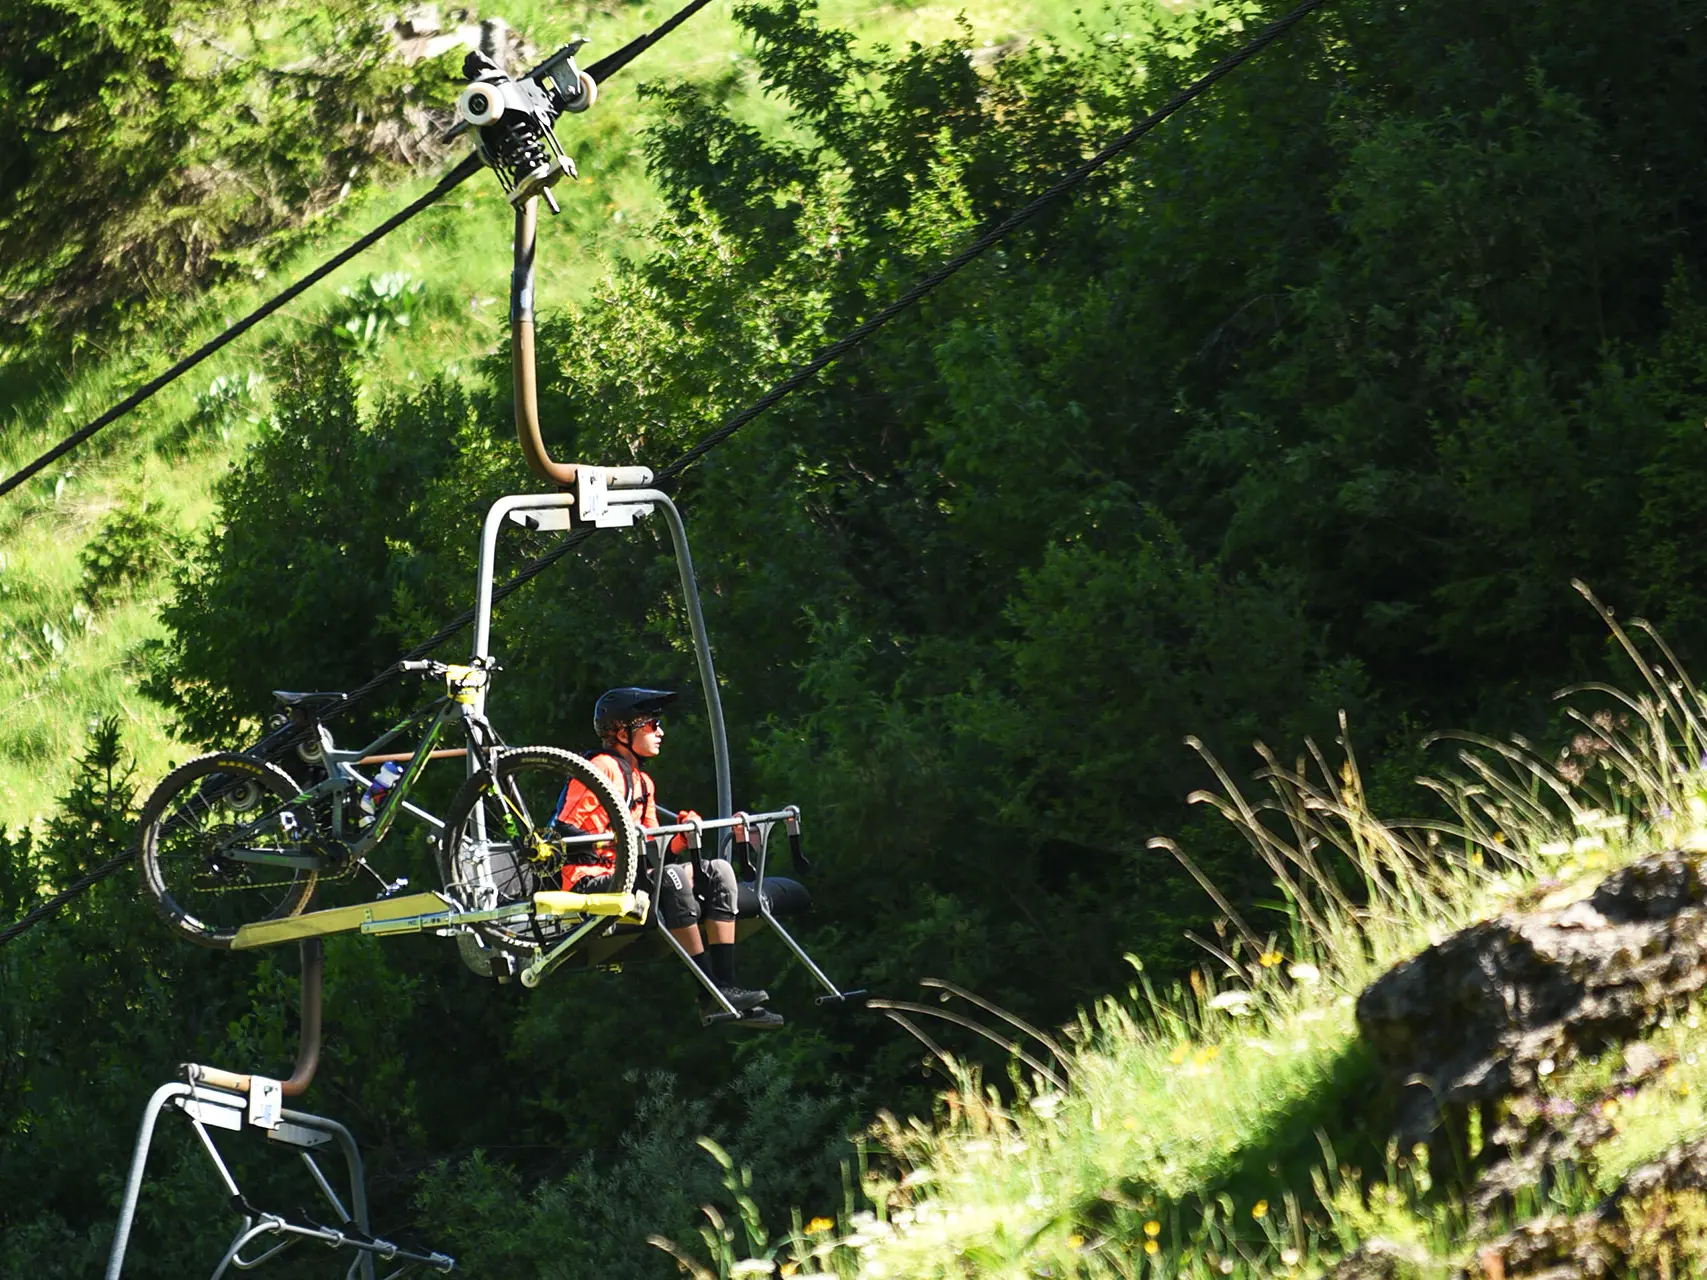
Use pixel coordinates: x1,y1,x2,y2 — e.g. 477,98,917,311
0,0,718,503
328,0,1333,710
0,0,1328,943
0,849,134,947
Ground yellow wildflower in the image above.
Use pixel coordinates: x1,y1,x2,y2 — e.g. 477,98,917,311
1144,1220,1161,1238
1144,1240,1160,1256
1259,950,1284,968
805,1217,836,1235
1193,1045,1221,1065
1169,1043,1190,1065
1251,1200,1269,1220
1068,1234,1085,1249
782,1265,799,1278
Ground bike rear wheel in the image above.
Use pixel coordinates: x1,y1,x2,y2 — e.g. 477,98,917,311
137,753,320,949
439,746,640,953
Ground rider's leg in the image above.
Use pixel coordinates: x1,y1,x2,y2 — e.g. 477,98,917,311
698,855,780,1027
661,860,704,955
697,857,740,985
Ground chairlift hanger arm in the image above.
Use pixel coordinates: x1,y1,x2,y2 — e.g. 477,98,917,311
452,43,597,488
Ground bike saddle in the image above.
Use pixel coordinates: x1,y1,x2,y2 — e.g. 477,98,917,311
271,690,348,708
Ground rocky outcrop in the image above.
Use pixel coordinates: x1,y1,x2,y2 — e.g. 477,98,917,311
1468,1138,1707,1279
1466,1215,1615,1280
1324,1239,1429,1279
1350,850,1707,1278
386,4,534,71
1357,851,1707,1153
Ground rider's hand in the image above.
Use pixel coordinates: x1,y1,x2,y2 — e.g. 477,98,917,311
668,808,702,855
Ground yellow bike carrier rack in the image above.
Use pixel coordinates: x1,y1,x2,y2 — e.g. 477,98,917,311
533,889,646,920
232,893,454,949
231,889,648,951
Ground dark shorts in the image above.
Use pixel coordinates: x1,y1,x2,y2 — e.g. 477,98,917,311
578,853,737,929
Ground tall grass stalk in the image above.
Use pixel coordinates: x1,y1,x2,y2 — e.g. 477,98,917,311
657,604,1707,1278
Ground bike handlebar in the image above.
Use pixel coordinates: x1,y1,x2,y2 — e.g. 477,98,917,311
398,657,500,678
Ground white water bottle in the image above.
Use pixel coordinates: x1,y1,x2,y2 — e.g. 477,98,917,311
362,761,404,820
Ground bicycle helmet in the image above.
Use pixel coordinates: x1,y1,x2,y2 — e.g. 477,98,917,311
594,687,679,741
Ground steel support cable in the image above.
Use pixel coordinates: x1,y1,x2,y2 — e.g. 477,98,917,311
0,0,719,503
342,0,1336,692
0,849,134,946
0,0,1326,945
0,0,720,945
652,0,1328,485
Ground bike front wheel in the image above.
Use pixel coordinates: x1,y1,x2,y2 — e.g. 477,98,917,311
439,746,640,952
137,753,320,949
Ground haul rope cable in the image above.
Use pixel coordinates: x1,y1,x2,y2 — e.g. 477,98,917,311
0,0,1330,945
0,0,717,503
342,0,1333,695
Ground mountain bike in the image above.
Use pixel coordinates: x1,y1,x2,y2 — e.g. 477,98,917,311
135,658,642,950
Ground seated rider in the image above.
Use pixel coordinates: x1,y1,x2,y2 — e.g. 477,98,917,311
553,687,783,1030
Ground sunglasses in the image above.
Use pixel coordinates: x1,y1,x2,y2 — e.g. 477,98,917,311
628,717,664,731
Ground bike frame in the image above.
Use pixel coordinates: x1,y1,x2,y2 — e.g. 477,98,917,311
233,667,499,876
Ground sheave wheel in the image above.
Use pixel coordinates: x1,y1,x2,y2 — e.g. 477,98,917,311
439,746,640,953
137,752,319,949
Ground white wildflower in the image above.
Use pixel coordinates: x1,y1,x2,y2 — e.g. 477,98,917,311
731,1261,775,1277
1028,1093,1066,1118
1288,963,1321,986
1208,990,1255,1015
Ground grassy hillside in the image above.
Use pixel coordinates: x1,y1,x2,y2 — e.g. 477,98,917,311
654,619,1707,1278
0,0,1102,827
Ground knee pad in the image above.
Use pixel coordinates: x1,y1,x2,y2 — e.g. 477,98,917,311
701,857,738,922
660,862,702,929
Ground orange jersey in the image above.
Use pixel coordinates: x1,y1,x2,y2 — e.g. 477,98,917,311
555,752,656,888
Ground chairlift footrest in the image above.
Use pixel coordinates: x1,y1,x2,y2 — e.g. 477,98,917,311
815,989,869,1007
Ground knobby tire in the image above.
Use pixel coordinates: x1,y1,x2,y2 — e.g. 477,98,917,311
439,746,640,954
136,753,319,949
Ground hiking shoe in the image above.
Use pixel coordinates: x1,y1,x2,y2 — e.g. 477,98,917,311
718,984,769,1011
735,1005,785,1030
697,986,768,1025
